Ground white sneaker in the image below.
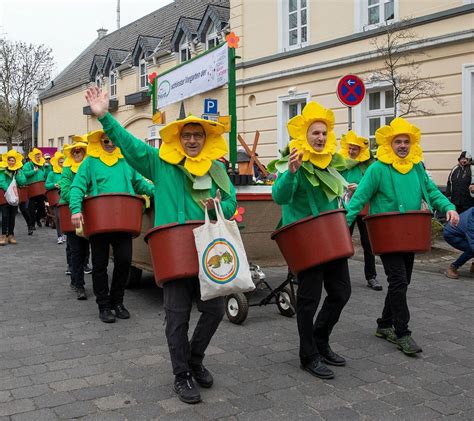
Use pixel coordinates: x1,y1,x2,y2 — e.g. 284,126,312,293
57,237,63,244
62,235,67,242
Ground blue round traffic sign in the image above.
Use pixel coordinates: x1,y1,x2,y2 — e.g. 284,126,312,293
337,74,366,107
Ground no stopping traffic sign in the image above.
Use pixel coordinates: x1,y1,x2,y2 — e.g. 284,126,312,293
337,75,366,107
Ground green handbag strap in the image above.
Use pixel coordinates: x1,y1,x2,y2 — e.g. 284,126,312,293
176,166,186,225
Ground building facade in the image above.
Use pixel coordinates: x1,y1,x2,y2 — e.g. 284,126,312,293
38,0,474,185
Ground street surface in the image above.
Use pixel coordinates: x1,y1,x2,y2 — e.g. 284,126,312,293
0,217,473,420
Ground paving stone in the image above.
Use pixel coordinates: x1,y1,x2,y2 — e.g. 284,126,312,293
94,393,137,411
52,400,97,418
11,408,59,421
0,399,35,417
10,384,50,399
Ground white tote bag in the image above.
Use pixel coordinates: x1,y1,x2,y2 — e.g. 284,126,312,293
5,178,19,206
193,199,255,301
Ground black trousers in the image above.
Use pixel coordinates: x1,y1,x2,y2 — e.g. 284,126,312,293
68,233,89,289
1,204,17,235
89,232,132,310
66,236,89,269
378,252,415,338
19,202,29,227
296,258,351,364
350,216,377,280
163,277,224,376
28,196,45,228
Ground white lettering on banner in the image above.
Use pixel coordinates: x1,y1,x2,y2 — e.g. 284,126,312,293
156,43,229,108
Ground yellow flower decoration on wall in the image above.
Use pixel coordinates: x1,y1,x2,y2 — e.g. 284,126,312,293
64,141,88,174
339,130,370,163
87,130,124,167
287,101,337,169
28,148,45,166
2,149,24,171
51,151,65,174
159,115,228,177
375,117,423,174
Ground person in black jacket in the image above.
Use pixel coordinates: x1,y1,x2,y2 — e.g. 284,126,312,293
446,151,474,213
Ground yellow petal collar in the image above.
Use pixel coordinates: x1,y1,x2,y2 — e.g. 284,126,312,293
287,102,337,170
339,130,371,163
63,142,88,173
28,148,45,166
2,149,24,171
87,143,124,167
51,151,64,174
375,117,423,174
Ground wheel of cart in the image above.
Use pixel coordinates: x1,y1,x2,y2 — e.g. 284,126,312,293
225,266,296,324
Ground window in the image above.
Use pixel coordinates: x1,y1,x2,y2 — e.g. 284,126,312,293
179,36,191,63
95,75,102,89
58,137,64,148
68,135,74,145
48,138,54,147
139,53,147,90
365,88,395,149
462,64,474,154
368,0,394,25
283,0,308,49
277,92,310,153
206,22,219,50
109,70,117,98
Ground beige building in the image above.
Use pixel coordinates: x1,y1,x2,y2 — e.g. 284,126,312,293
39,0,474,185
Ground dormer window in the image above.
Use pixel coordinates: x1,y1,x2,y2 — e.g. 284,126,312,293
139,53,147,90
179,37,191,63
109,70,117,98
95,75,102,89
206,22,219,50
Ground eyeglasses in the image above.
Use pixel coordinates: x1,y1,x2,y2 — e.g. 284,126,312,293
101,138,112,145
181,132,205,141
72,149,83,154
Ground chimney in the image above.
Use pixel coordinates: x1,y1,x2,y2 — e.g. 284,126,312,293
97,28,108,39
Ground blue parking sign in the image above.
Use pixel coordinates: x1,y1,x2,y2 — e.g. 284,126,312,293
204,98,218,115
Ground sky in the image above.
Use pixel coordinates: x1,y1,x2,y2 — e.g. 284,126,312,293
0,0,173,77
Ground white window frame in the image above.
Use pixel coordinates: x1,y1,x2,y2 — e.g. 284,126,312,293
48,138,54,147
276,91,311,154
278,0,310,52
355,0,399,32
139,54,147,91
109,69,117,98
205,22,219,50
68,135,74,145
58,136,64,148
462,64,474,154
355,81,397,149
179,35,191,63
95,74,102,89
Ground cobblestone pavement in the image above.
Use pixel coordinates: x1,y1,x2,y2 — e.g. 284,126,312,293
1,217,473,420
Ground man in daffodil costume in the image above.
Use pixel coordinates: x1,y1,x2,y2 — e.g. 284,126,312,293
46,151,66,244
70,129,154,322
60,139,90,300
0,150,27,245
346,118,459,355
85,86,236,405
23,148,47,233
339,131,381,291
271,102,351,380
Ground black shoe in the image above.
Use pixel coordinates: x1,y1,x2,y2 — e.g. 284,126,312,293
173,373,201,404
190,363,213,388
84,264,92,275
396,335,423,355
318,346,346,367
65,267,72,276
367,277,383,291
76,288,87,300
28,228,33,235
99,309,116,323
113,303,130,319
300,359,334,379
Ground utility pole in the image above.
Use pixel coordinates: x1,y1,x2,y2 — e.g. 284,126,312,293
116,0,120,29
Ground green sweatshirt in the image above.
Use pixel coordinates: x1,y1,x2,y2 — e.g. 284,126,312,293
45,171,62,190
58,167,76,205
272,169,339,227
0,168,27,191
69,156,154,214
43,164,52,177
346,161,455,226
341,165,365,185
23,161,46,185
97,113,237,227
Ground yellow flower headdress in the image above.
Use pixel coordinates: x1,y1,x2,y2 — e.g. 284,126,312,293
1,149,24,171
86,130,123,167
287,101,337,169
64,141,88,174
51,151,65,174
159,115,228,177
28,148,45,166
375,117,423,174
339,130,370,163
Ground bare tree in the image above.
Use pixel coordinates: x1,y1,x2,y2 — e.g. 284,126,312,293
370,19,446,117
0,39,54,151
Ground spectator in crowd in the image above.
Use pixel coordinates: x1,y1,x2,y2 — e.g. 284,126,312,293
446,151,474,214
444,207,474,279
